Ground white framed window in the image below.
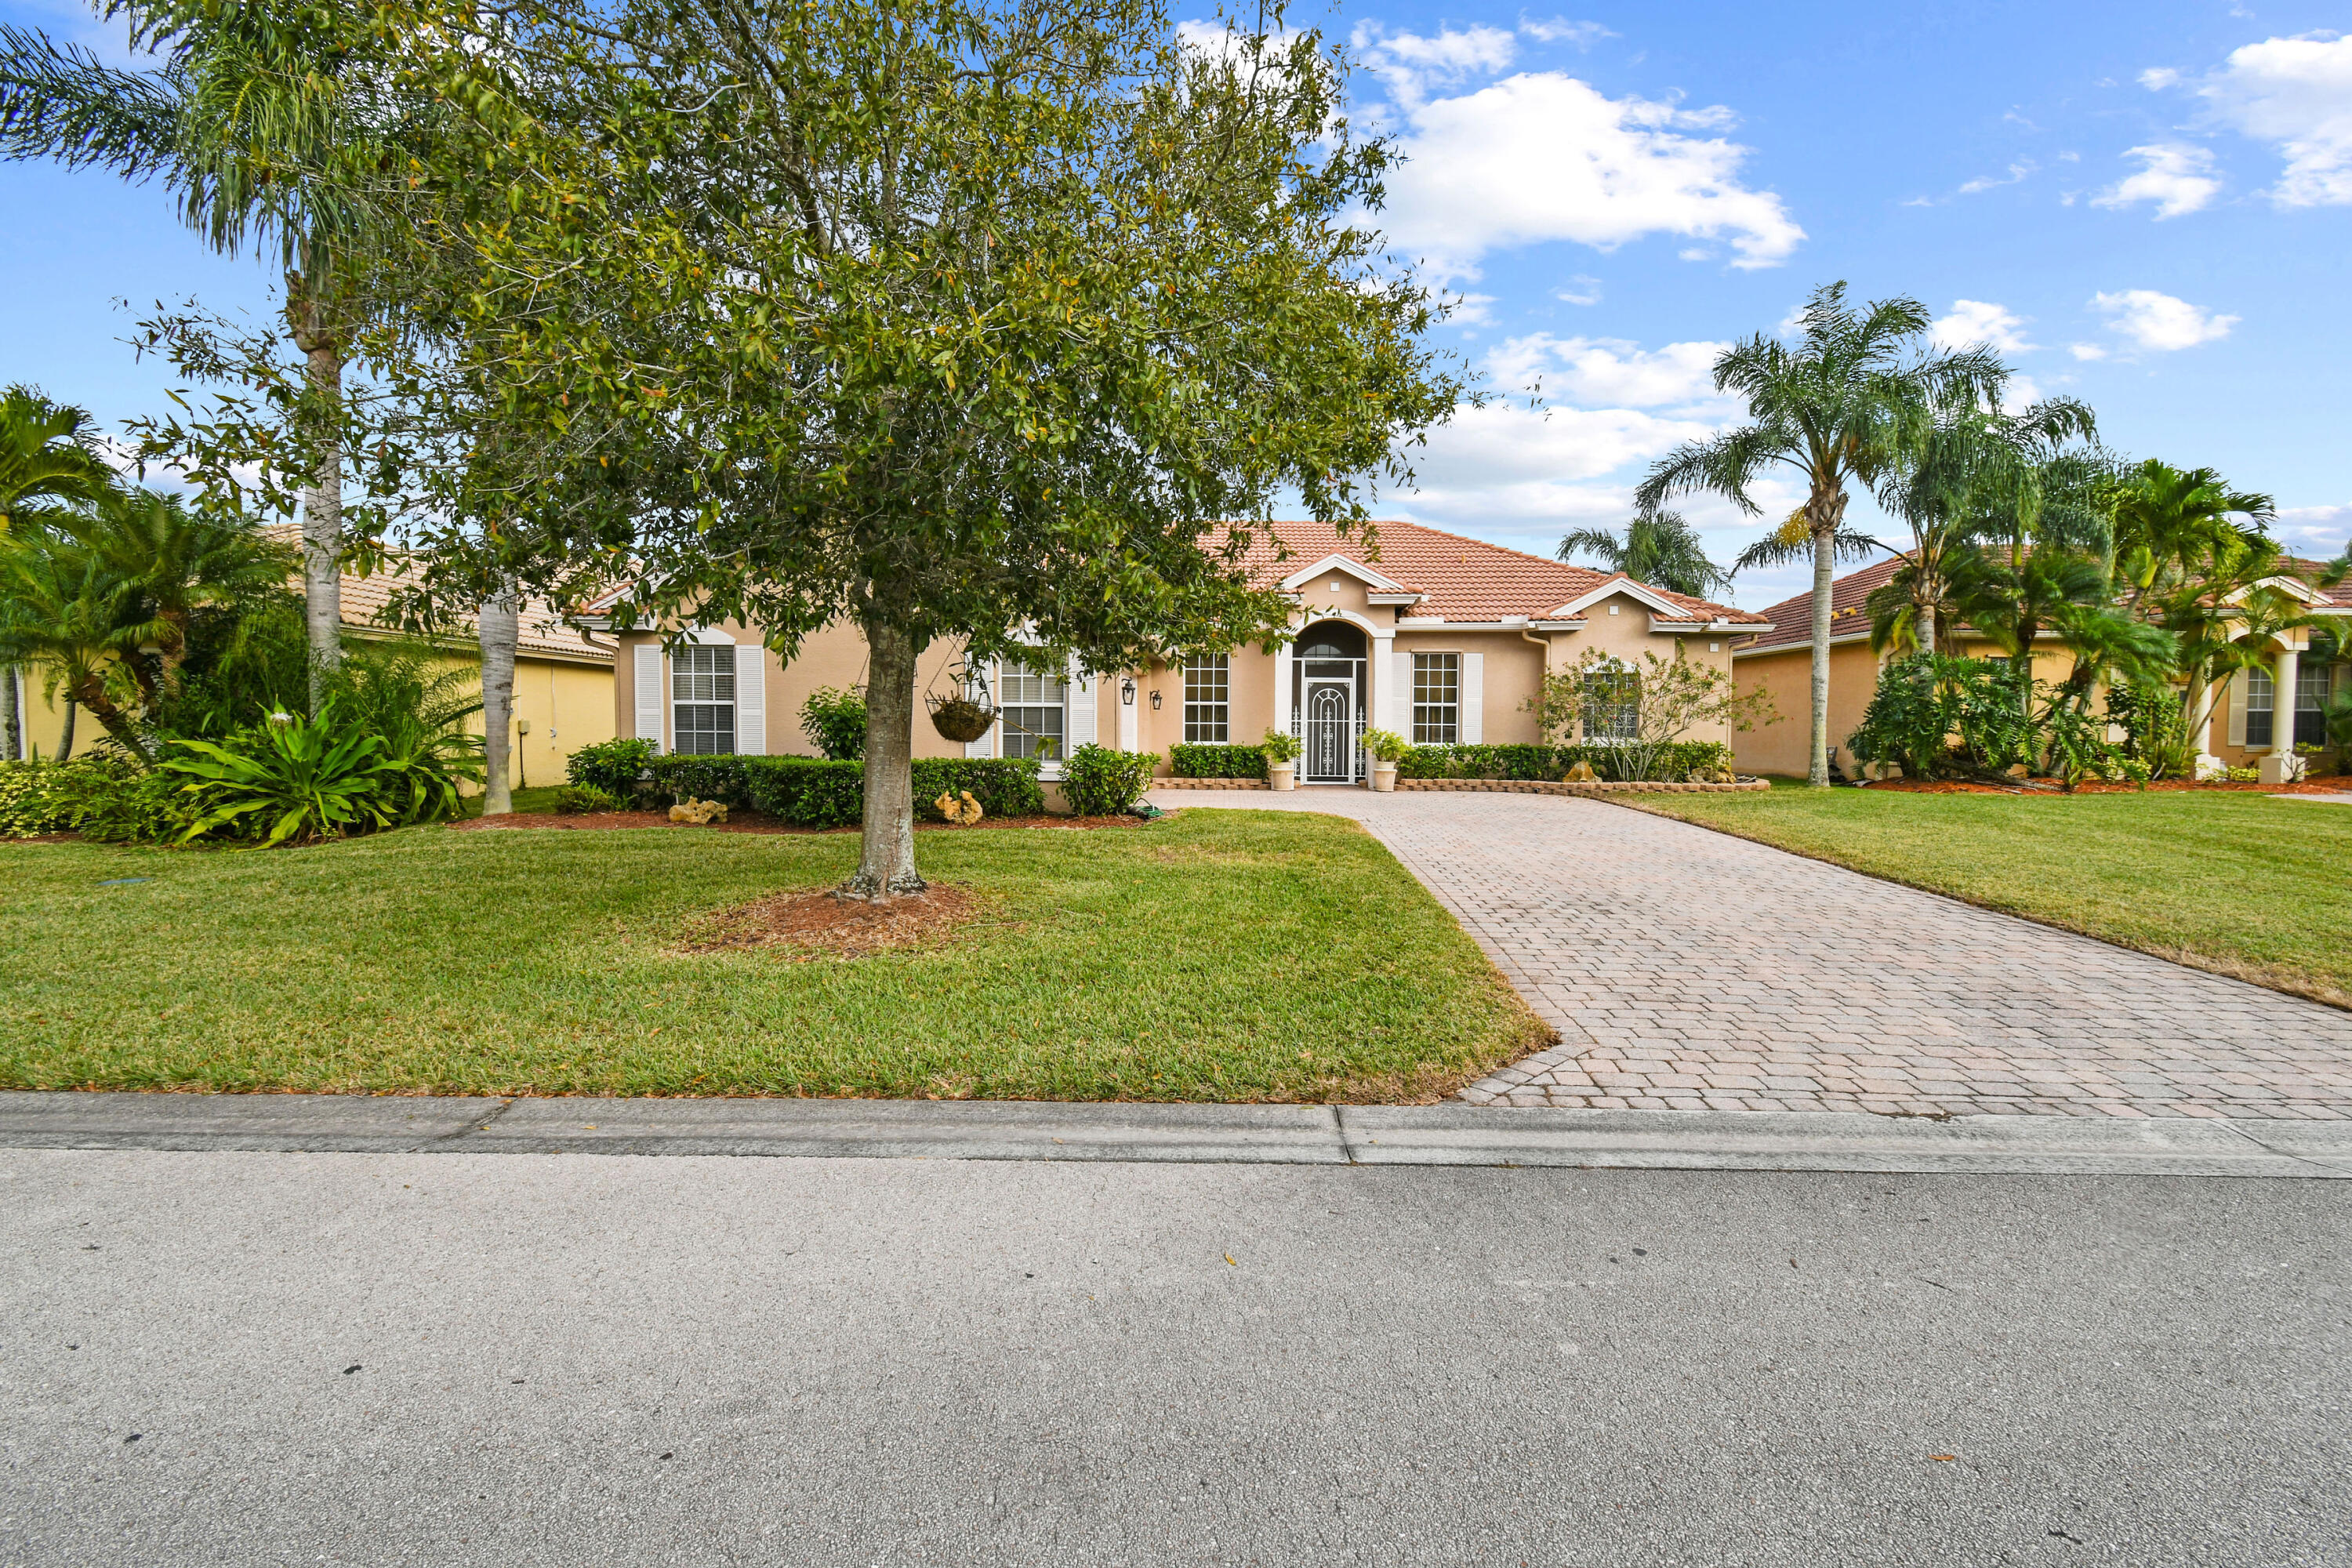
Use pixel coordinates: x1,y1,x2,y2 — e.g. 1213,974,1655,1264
2296,663,2328,747
999,655,1066,760
1581,666,1640,742
671,645,736,754
2243,666,2274,750
1183,655,1229,742
1411,653,1460,745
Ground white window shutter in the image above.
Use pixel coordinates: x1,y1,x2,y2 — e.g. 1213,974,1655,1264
735,643,766,755
634,644,664,751
966,659,995,757
1066,654,1097,750
2227,674,2246,748
1460,652,1484,743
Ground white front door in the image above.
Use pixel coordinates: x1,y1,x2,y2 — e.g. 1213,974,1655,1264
1303,678,1357,783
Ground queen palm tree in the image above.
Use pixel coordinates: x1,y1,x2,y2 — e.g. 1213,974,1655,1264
1556,510,1733,599
0,387,120,757
1637,282,2004,785
2,6,387,704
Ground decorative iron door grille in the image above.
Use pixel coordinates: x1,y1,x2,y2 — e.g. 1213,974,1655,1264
1304,681,1358,782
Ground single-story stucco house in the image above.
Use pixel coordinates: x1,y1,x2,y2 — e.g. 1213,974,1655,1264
586,518,1772,786
5,554,617,782
1730,557,2352,781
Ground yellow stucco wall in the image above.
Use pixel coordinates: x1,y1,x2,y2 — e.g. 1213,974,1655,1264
7,648,615,782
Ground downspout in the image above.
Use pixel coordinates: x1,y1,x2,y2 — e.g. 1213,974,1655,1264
1523,625,1554,742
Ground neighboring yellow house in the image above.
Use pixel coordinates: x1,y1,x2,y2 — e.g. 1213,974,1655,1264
6,558,615,784
1731,557,2352,782
582,518,1773,787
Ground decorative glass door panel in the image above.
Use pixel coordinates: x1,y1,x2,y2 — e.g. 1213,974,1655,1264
1305,680,1356,782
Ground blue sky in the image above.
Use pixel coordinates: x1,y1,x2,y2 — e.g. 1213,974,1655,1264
5,0,2350,607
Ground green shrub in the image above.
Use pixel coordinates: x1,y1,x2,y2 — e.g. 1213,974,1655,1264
800,685,867,760
1060,744,1156,815
645,752,753,807
161,706,409,847
1258,728,1302,766
1395,742,1731,782
567,737,657,799
54,758,202,844
914,757,1046,821
672,754,1048,827
1171,742,1266,779
553,784,622,815
1847,654,2034,780
0,760,73,837
741,757,863,826
1359,728,1409,764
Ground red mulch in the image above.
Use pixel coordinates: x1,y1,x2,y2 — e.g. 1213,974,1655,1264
449,808,1152,835
1857,776,2351,796
681,883,988,960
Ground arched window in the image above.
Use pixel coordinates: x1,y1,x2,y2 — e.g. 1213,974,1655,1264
1295,621,1367,662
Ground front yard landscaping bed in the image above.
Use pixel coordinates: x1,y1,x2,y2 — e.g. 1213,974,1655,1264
1627,781,2352,1008
0,808,1547,1102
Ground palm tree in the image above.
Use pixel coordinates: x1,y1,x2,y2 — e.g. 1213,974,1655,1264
2,7,386,705
0,387,119,757
1557,510,1734,599
1637,282,2004,786
1865,396,2099,658
0,539,151,758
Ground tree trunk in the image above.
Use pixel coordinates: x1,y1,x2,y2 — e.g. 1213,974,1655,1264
478,583,520,815
287,274,345,710
57,698,74,762
1806,502,1840,787
842,614,927,900
3,666,19,761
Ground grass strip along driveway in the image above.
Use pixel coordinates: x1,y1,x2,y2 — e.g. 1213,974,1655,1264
1,809,1545,1102
1629,782,2352,1009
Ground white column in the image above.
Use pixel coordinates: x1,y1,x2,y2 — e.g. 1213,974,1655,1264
2259,645,2303,783
1273,638,1294,739
1370,628,1397,734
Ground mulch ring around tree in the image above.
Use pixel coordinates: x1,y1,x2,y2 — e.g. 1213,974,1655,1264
1857,777,2351,796
449,809,1156,835
681,883,1000,961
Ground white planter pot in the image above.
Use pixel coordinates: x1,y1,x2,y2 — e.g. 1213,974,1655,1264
1268,764,1297,791
1370,763,1398,793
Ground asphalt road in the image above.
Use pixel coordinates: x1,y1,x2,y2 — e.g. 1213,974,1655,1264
2,1151,2345,1567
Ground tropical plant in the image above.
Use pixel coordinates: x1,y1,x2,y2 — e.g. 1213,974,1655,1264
1865,394,2099,657
1359,728,1410,764
800,685,868,761
2,3,407,702
1059,743,1156,816
162,706,402,845
1637,282,2004,786
553,783,621,815
1555,510,1732,599
0,532,148,757
1259,728,1304,766
0,386,119,758
1528,644,1777,781
318,643,485,822
1846,653,2033,780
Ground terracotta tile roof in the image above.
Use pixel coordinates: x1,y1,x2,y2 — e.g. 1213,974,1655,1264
2287,557,2352,610
1222,518,1767,626
262,527,611,662
1734,557,1904,654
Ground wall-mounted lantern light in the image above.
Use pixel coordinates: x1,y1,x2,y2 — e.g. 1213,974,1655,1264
1149,689,1163,710
1120,676,1136,706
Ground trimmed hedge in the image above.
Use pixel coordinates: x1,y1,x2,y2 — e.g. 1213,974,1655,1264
1396,742,1733,782
640,753,1046,828
566,737,657,799
1060,743,1157,815
1170,743,1267,779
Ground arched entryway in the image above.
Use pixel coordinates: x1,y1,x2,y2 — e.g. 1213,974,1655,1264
1293,620,1367,783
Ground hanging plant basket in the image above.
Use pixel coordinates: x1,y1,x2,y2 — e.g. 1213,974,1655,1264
928,695,996,743
927,662,996,742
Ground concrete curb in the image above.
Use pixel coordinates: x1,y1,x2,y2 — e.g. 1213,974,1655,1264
0,1092,2345,1177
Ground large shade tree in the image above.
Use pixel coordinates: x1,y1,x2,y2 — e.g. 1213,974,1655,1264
370,0,1461,896
1637,284,2003,786
2,2,395,702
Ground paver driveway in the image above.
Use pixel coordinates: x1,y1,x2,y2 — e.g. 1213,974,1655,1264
1150,789,2352,1120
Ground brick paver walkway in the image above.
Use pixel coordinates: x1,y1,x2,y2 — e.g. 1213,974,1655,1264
1150,789,2352,1120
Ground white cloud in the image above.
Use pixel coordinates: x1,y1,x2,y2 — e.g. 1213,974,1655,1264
1369,73,1805,281
1555,274,1602,306
1519,16,1615,48
2090,289,2239,350
2001,375,2043,414
2274,503,2352,559
2091,143,2223,218
1485,333,1730,406
1958,160,2038,194
2068,342,2109,361
1446,292,1499,327
1351,22,1516,110
2168,31,2352,205
1930,299,2036,354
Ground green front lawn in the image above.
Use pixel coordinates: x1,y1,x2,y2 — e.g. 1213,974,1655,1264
1629,783,2352,1007
0,809,1545,1101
